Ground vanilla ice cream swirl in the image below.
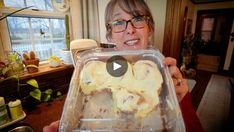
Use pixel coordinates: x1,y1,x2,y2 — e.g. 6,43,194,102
80,60,163,118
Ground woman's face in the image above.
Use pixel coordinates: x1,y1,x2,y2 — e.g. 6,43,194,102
109,5,152,50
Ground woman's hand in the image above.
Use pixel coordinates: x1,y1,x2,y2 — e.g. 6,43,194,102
163,57,189,102
43,120,59,132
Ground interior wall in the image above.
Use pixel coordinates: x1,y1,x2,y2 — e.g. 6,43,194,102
147,0,167,52
97,0,110,44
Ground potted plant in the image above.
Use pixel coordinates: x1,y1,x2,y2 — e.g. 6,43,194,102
22,51,39,73
0,56,62,109
181,34,204,64
0,74,62,109
20,79,52,104
61,15,72,64
19,79,63,109
180,34,204,78
65,14,70,50
0,61,7,80
48,55,62,68
0,51,24,78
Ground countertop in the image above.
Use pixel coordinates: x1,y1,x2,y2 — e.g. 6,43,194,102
1,95,66,132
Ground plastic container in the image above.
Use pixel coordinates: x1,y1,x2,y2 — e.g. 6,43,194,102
8,99,24,120
59,49,185,132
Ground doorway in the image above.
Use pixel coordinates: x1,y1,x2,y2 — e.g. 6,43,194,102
227,20,234,77
195,8,234,74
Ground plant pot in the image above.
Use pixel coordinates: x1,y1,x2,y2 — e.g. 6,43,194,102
21,96,40,111
48,60,61,68
23,59,39,73
61,50,72,64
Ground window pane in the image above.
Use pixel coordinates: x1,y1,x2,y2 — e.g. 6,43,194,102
31,18,52,60
7,17,33,53
27,0,52,11
51,19,66,57
7,17,66,61
52,19,65,38
7,17,31,40
4,0,52,11
201,17,215,31
45,0,53,11
4,0,25,8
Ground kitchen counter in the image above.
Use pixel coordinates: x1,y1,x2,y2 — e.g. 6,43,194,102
22,95,66,131
1,95,66,132
0,64,74,131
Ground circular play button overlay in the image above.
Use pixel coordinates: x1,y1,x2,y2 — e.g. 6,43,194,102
106,55,128,77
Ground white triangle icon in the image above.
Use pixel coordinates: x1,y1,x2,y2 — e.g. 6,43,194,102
113,62,121,71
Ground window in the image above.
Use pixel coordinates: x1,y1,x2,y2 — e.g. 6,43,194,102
4,0,53,11
200,16,216,42
2,0,66,61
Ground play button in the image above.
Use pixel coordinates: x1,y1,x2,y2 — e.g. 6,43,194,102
113,62,121,71
106,55,128,77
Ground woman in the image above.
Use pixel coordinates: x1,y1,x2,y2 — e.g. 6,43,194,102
43,0,203,131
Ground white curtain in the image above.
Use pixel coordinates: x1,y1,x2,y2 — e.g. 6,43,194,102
70,0,100,43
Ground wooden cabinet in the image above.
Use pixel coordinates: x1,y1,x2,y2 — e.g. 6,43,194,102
0,64,74,103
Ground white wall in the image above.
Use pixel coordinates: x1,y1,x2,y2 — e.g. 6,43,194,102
70,0,82,40
97,0,110,44
146,0,167,52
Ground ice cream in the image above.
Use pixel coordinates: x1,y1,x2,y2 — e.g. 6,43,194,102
79,60,163,118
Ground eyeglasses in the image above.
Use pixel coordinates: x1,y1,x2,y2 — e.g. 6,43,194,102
108,16,149,33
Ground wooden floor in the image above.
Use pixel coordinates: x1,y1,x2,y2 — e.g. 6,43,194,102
190,70,212,111
190,70,234,131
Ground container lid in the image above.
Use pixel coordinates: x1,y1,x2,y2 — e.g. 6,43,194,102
8,100,21,107
59,49,185,132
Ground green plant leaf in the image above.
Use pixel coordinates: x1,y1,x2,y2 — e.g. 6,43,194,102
45,89,53,95
43,94,51,102
30,89,41,101
26,79,39,88
2,67,10,75
56,91,63,100
57,91,62,96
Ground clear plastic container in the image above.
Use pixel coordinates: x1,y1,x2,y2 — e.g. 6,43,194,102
59,49,185,132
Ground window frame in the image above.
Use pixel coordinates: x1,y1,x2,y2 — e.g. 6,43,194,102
0,6,67,61
200,15,216,42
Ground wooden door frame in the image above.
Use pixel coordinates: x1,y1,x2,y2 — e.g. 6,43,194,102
163,0,184,64
229,22,234,77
